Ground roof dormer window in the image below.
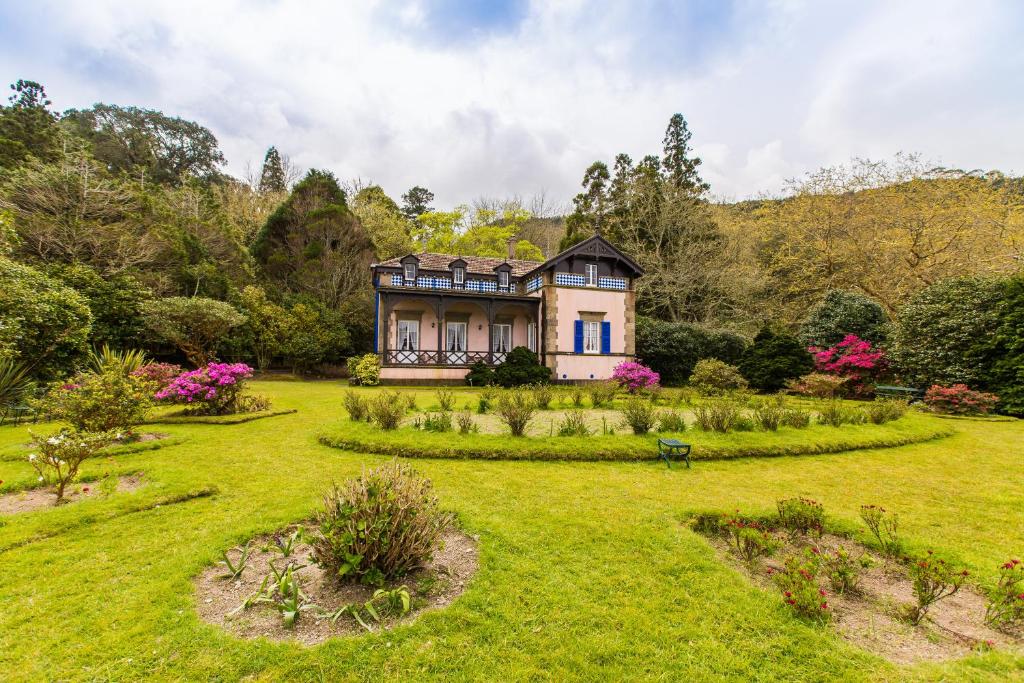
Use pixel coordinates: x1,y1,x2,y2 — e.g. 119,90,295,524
585,263,598,287
404,263,416,281
453,265,464,285
498,270,509,288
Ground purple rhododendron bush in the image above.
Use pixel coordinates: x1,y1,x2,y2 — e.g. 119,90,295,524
612,361,660,393
156,362,268,415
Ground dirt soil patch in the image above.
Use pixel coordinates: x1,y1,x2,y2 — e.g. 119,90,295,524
0,473,145,515
196,525,479,645
701,530,1023,664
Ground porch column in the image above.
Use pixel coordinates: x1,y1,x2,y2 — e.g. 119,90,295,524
435,297,445,365
486,299,496,364
380,293,391,364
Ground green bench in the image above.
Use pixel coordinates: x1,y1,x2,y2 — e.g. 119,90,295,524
875,385,924,401
1,404,36,426
657,439,691,469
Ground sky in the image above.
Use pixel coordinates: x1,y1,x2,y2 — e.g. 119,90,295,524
1,0,1022,208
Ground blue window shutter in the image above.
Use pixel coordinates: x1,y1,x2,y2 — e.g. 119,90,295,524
574,320,584,354
600,321,611,354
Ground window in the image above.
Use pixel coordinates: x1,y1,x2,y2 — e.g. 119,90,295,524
583,320,601,353
397,320,419,351
498,270,510,288
404,263,416,281
493,324,512,353
453,266,464,285
585,263,598,287
527,322,537,352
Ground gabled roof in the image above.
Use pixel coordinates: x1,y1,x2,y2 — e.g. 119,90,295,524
523,234,643,278
374,252,542,277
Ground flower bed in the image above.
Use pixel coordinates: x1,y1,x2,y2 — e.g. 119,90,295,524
155,363,268,416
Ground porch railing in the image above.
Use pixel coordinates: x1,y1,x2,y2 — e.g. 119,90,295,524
383,349,509,366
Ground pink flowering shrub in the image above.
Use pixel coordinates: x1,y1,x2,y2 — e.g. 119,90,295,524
612,361,661,393
155,362,256,415
923,384,998,415
985,559,1024,627
132,362,184,392
809,334,886,396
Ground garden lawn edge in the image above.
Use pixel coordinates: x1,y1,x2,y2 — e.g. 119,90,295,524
146,409,298,425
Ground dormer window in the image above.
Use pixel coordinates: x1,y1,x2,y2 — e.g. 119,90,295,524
453,266,464,285
404,263,416,281
499,270,510,288
585,263,598,287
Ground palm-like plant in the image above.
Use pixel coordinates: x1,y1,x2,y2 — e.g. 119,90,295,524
0,358,33,407
88,345,148,375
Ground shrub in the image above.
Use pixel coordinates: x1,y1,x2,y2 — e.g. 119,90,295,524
40,369,152,432
923,384,998,415
985,558,1024,628
611,361,660,393
859,505,901,556
906,551,969,625
799,289,889,348
656,410,687,433
588,380,618,408
810,334,886,397
723,516,777,564
131,362,183,392
821,546,872,595
985,274,1024,416
620,397,657,435
415,412,452,433
367,391,404,430
816,401,864,427
464,361,495,387
156,363,257,415
865,398,908,424
556,410,592,437
772,549,830,621
343,390,368,421
530,383,554,409
141,296,246,367
311,462,451,585
780,408,812,429
635,316,748,385
455,411,477,435
346,353,381,386
752,395,787,431
477,388,494,414
401,393,417,412
27,428,116,504
739,328,815,393
495,389,536,436
776,498,825,536
786,372,848,399
283,301,352,374
688,359,748,395
493,347,550,387
435,388,455,411
693,398,742,433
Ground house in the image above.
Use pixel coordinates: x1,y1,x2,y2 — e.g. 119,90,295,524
371,235,643,384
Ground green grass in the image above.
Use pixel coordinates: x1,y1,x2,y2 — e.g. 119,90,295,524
1,380,1022,681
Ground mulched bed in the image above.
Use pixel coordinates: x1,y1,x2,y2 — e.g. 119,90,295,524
0,473,145,515
699,528,1023,664
196,524,478,645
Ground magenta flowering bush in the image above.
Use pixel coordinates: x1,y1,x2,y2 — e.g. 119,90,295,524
155,362,255,415
612,361,660,393
923,384,998,415
131,362,184,392
809,334,885,396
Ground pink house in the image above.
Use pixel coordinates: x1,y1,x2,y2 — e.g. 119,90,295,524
372,235,643,384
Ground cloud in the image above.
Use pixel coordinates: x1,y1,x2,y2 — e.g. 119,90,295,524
1,0,1021,206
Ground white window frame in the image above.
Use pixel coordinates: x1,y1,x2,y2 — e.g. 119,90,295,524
585,263,598,287
446,321,467,364
404,263,416,281
453,266,464,285
498,270,509,288
527,322,537,352
583,320,601,354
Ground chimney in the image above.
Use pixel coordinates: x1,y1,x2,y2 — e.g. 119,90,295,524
507,236,517,260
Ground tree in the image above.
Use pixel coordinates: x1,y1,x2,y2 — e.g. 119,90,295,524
251,169,375,308
401,186,434,222
231,285,289,371
351,185,414,258
141,296,246,366
739,327,815,392
61,104,226,185
0,255,92,379
799,289,889,348
47,263,152,351
635,316,748,385
416,204,544,260
981,275,1024,415
559,161,609,251
258,147,287,194
0,79,61,170
281,300,351,374
661,113,709,196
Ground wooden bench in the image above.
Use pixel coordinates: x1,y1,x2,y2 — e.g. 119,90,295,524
657,438,691,469
874,385,924,401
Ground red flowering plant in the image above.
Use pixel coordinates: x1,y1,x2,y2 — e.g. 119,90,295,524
722,514,778,564
773,548,831,622
155,362,259,415
131,362,184,393
923,384,999,415
906,550,969,625
809,334,886,397
984,558,1024,628
611,361,661,394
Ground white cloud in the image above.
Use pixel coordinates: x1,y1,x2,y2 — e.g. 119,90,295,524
2,0,1021,206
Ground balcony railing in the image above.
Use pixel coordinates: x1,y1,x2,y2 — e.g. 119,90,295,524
383,349,510,366
386,274,522,295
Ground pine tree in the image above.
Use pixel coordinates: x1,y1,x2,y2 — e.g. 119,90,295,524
257,146,287,193
661,113,709,196
0,79,60,170
558,161,609,251
400,186,434,221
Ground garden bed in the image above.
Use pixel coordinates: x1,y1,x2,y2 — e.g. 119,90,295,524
0,473,145,514
195,524,478,645
692,519,1023,664
319,411,954,462
147,408,297,425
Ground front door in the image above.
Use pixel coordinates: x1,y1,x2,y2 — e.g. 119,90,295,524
492,323,512,363
446,321,467,364
397,320,419,363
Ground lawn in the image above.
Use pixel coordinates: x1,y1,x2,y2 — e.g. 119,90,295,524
1,379,1022,681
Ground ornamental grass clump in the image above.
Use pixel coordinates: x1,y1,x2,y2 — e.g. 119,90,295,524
859,504,902,556
780,407,812,429
752,395,787,431
656,410,687,433
620,397,657,435
816,400,865,427
906,551,969,625
556,409,591,437
530,383,554,409
27,428,116,504
865,397,908,424
985,559,1024,628
343,391,368,421
776,497,825,537
495,389,536,437
367,392,405,430
311,462,452,586
693,398,742,433
156,362,258,415
772,548,831,622
611,361,660,394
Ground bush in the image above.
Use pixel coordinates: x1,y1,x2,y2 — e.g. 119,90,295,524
455,411,477,435
620,397,657,435
752,395,787,431
156,363,257,415
39,369,152,432
611,361,660,393
786,373,848,399
739,328,815,393
923,384,998,415
556,410,591,437
723,516,777,564
464,361,495,387
693,398,742,432
859,505,901,556
635,316,748,385
906,551,969,625
346,353,381,386
435,388,455,411
799,289,889,348
495,389,536,436
477,388,494,414
282,300,352,374
311,462,452,585
131,362,183,392
343,390,368,421
985,275,1024,416
821,546,872,595
656,410,687,433
530,383,554,409
780,408,812,429
776,497,824,536
689,359,748,395
141,296,246,367
810,334,886,397
865,398,907,424
493,347,550,387
0,358,33,407
88,345,148,375
28,428,116,504
415,412,452,433
568,385,585,408
367,391,405,430
985,559,1024,628
816,401,865,427
588,380,618,408
773,549,830,621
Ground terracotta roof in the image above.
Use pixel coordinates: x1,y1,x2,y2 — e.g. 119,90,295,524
374,252,542,277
